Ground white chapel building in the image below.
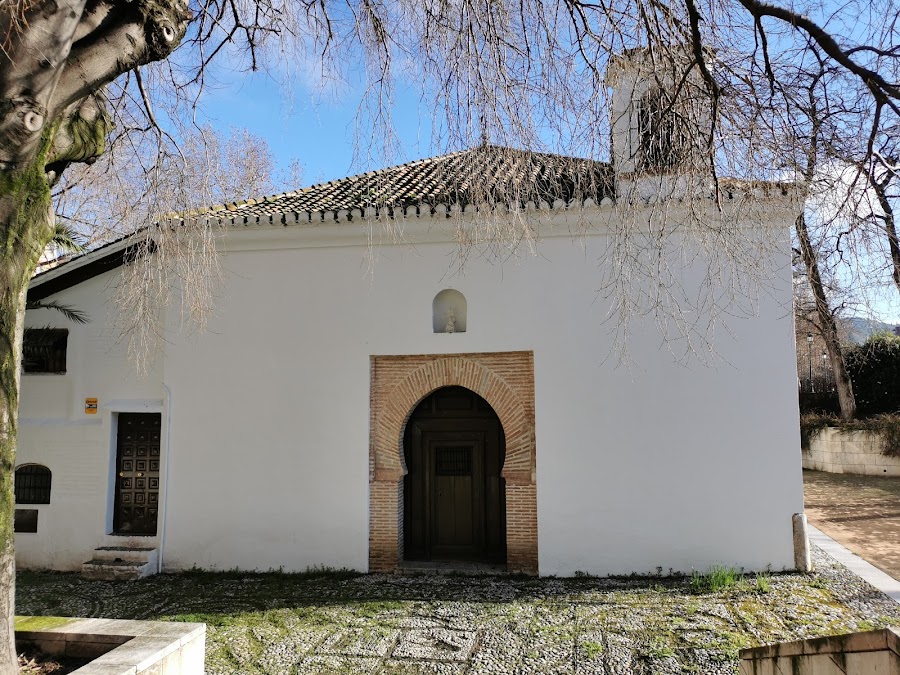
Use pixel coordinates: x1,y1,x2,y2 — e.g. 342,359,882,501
13,55,805,578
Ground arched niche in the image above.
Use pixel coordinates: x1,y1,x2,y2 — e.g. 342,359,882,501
433,289,467,333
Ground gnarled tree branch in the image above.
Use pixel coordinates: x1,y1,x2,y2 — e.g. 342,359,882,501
0,0,89,169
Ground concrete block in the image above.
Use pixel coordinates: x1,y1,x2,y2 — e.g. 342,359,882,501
844,430,875,445
174,635,205,674
90,638,179,672
20,637,66,656
740,629,900,675
16,618,205,675
68,665,138,675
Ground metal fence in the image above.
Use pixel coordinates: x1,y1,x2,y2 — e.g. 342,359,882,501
797,345,840,413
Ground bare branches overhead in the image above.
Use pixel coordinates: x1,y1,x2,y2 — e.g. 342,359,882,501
0,0,894,370
1,0,897,188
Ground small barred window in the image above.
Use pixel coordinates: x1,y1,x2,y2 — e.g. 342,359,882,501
15,464,52,504
23,328,68,373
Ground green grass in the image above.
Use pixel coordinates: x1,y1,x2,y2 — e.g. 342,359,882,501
642,637,676,659
14,616,75,631
690,565,739,593
689,565,756,594
581,639,604,659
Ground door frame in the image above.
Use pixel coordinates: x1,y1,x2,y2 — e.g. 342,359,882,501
369,352,538,575
104,400,167,541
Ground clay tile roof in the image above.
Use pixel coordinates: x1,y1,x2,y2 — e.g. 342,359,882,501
213,145,613,218
29,146,614,292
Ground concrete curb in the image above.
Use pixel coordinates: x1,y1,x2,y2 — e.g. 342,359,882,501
809,524,900,605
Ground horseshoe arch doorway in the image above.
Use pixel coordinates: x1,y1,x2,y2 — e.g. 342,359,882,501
403,386,507,564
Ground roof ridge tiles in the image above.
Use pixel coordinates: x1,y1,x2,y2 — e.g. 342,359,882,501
193,145,610,220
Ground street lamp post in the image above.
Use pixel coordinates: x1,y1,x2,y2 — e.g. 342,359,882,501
822,350,829,390
807,334,814,393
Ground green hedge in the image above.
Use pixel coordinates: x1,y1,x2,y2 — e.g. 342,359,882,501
846,332,900,416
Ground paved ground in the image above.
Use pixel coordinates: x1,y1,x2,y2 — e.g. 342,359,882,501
804,469,900,582
16,547,900,675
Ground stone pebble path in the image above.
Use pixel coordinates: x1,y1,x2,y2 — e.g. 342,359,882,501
16,546,900,674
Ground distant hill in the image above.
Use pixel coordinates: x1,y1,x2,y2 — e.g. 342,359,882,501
843,316,899,345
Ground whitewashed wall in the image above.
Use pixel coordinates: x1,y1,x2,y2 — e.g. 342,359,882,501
19,202,804,575
17,272,164,570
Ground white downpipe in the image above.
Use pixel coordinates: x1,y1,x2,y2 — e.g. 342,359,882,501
159,383,173,573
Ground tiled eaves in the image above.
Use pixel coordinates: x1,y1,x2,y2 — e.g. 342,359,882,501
187,197,615,229
168,185,797,230
27,185,797,296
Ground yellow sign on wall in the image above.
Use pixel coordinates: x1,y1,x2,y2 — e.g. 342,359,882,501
85,398,98,415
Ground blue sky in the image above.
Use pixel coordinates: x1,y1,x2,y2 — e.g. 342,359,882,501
191,55,900,325
195,66,434,186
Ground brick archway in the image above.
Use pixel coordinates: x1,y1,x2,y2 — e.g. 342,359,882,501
369,352,537,574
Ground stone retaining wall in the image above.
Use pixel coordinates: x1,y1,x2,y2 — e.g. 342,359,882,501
803,427,900,476
740,628,900,674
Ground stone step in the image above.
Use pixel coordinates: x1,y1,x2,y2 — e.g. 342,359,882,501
92,546,158,565
82,547,158,580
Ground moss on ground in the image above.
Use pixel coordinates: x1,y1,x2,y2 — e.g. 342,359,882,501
14,616,75,631
14,557,900,674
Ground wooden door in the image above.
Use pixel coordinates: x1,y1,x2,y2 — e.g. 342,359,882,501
429,433,481,558
404,387,506,563
113,413,161,535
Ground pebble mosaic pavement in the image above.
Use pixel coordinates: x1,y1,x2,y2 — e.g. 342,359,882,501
16,547,900,674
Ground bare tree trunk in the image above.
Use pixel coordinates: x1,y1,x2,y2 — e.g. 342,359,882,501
874,180,900,297
795,212,856,421
0,163,55,675
0,285,26,675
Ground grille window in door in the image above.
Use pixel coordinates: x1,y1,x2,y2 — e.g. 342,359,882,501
436,447,472,476
114,413,161,535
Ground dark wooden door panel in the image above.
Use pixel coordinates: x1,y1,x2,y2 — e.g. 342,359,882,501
434,474,474,548
432,443,477,556
404,425,427,560
113,413,161,535
404,386,506,564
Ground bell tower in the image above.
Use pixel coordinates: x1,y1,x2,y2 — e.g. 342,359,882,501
605,49,712,199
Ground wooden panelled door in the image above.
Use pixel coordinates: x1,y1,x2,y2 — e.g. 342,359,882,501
404,387,506,563
113,413,161,535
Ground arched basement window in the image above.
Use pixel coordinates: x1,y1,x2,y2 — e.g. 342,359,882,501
15,464,52,504
433,289,467,333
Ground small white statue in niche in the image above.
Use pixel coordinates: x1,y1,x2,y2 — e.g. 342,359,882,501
445,307,457,334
